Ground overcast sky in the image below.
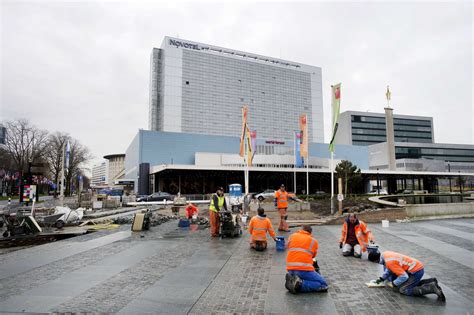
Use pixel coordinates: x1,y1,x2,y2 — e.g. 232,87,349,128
1,0,472,170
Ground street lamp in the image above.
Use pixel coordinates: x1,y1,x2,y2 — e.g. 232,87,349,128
448,161,452,192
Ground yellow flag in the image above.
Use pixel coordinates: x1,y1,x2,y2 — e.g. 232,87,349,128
386,86,391,101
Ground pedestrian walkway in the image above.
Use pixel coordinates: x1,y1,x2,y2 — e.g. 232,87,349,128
0,218,472,314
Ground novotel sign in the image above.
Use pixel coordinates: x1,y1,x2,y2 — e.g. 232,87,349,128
169,39,200,50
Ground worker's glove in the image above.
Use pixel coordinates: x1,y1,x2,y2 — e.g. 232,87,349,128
391,282,399,293
339,242,343,249
375,277,384,285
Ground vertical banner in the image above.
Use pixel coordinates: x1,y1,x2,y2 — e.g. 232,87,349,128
295,132,303,167
245,126,253,166
250,130,257,161
329,83,341,152
240,106,248,157
299,114,308,158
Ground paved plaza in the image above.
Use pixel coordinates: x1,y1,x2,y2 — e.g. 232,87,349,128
0,217,473,314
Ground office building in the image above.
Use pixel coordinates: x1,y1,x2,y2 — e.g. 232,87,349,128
148,36,324,142
335,111,434,146
104,154,125,187
91,161,108,187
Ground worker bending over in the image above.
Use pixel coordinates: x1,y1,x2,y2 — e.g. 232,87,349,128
209,187,227,237
369,250,445,301
274,184,300,232
339,213,374,258
248,208,276,251
285,225,328,294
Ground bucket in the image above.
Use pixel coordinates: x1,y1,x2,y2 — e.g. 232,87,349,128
178,219,190,228
382,220,389,228
276,236,286,251
241,215,248,224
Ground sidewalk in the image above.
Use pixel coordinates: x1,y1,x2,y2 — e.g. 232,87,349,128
0,218,472,314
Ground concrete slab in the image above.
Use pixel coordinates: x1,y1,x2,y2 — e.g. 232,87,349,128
415,222,474,241
381,227,474,268
0,230,131,280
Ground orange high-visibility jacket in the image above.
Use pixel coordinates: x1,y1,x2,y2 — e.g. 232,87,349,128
340,219,373,252
248,216,276,242
275,190,289,209
286,230,318,271
382,251,424,276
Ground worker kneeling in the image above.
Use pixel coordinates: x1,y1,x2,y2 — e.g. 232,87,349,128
248,208,276,251
339,213,374,258
285,225,328,294
369,250,446,301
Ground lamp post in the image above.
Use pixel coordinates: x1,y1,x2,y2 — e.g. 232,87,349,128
448,161,452,192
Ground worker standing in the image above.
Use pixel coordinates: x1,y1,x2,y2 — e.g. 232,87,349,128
248,208,276,251
274,184,299,232
339,213,374,258
285,225,329,294
209,187,227,237
368,250,445,301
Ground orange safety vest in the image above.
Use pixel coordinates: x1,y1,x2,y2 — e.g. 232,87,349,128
382,251,424,276
275,190,289,209
286,230,318,271
340,220,373,252
248,216,276,242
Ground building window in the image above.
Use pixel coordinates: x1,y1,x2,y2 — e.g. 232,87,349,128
186,81,189,85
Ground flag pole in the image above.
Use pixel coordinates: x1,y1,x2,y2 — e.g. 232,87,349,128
306,142,309,196
59,142,65,205
294,132,297,194
330,151,334,215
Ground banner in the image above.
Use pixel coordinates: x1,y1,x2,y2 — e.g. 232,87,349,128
295,132,304,167
329,83,341,152
250,130,257,160
239,106,248,157
299,114,308,158
246,126,253,166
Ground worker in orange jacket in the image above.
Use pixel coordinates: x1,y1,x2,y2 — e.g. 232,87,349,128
369,250,445,301
248,208,276,251
339,213,374,258
274,184,300,232
285,225,328,294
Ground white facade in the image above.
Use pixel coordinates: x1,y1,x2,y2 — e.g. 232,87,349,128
149,36,324,142
91,161,108,187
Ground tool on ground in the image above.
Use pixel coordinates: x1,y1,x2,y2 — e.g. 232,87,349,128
219,209,242,238
131,209,152,231
366,279,386,288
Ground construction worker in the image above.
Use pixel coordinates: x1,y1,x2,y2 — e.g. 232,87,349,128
368,250,446,301
285,225,329,294
209,187,227,237
248,208,276,251
339,213,374,258
274,184,299,232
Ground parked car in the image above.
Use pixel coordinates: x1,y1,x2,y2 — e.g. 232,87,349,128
314,190,327,196
138,192,173,202
255,189,276,201
367,188,388,195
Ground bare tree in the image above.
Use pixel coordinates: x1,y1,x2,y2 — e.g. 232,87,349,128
44,132,70,188
3,119,49,173
65,138,91,196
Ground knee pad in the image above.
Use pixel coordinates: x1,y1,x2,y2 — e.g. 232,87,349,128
342,251,351,257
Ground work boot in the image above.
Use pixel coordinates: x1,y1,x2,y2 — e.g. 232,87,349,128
418,278,438,286
287,274,302,294
412,282,446,302
285,273,292,291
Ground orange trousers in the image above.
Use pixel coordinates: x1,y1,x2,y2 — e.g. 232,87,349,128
209,210,220,237
278,208,289,231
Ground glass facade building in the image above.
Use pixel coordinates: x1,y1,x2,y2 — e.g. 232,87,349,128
334,111,434,146
148,37,324,142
